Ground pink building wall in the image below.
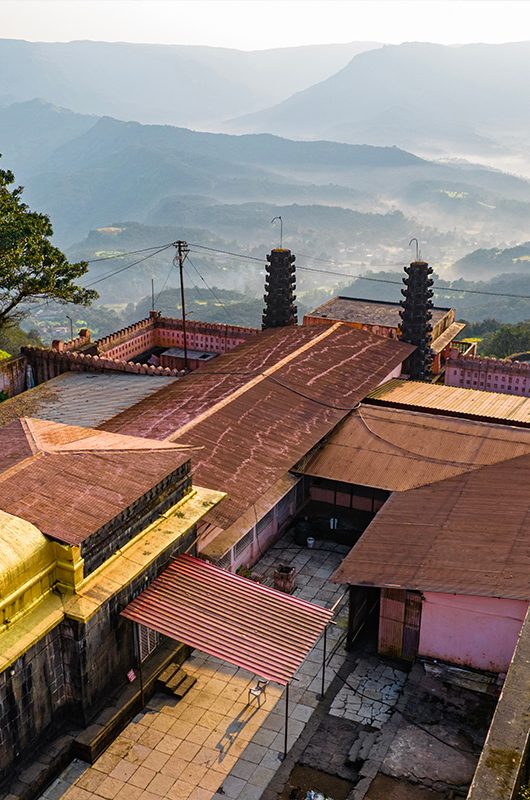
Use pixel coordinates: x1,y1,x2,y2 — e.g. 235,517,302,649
419,592,528,673
446,352,530,397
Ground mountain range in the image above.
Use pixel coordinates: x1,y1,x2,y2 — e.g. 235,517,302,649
227,41,530,173
0,38,380,128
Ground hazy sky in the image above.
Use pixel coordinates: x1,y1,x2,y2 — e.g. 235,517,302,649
1,0,529,50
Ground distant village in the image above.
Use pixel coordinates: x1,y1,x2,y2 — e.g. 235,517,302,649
0,243,528,800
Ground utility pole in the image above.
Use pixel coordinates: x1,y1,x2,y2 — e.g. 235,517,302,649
175,240,190,370
151,277,155,312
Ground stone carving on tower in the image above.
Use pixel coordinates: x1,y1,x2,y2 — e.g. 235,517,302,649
262,248,297,329
399,260,434,380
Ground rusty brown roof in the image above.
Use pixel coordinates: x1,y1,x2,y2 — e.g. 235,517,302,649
332,453,530,600
122,553,332,685
299,405,530,491
0,417,190,545
431,321,466,354
101,324,413,531
306,296,451,327
368,379,530,425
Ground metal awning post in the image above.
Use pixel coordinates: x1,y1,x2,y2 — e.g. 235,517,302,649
135,624,145,708
318,624,328,700
282,681,290,760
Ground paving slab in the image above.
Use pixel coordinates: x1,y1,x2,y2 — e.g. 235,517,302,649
39,533,350,800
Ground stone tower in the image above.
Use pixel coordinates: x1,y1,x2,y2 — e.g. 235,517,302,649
262,248,297,329
399,260,434,380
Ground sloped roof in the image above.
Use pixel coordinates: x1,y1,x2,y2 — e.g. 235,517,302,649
331,453,530,600
0,371,175,430
299,405,530,491
306,296,451,327
122,553,332,685
101,324,413,531
368,379,530,426
0,417,190,545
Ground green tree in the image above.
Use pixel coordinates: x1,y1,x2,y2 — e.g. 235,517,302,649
0,161,97,332
480,321,530,358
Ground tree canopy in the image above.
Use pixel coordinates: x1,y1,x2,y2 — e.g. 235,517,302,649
0,161,97,331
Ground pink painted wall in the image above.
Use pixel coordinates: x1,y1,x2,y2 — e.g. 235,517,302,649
419,592,528,673
445,355,530,396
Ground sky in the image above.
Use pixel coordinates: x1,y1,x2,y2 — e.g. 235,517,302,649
1,0,530,51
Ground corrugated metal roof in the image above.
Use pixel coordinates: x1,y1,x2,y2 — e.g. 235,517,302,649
331,453,530,600
431,322,466,354
101,324,413,531
0,417,190,545
0,372,176,430
299,405,530,491
306,296,450,327
368,379,530,425
121,553,332,685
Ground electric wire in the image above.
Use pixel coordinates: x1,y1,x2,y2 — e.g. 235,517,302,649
189,239,530,301
186,255,235,324
84,243,175,288
85,243,175,264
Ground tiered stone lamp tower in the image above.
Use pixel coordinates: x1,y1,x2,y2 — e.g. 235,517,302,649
399,260,434,380
262,248,297,329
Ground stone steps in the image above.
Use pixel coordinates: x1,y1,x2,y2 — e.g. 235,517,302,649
156,664,196,698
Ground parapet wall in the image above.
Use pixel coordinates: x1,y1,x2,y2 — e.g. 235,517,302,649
0,355,28,398
23,314,259,386
94,313,258,361
21,346,183,384
446,351,530,397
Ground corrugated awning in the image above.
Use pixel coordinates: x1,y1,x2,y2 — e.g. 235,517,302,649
121,554,333,685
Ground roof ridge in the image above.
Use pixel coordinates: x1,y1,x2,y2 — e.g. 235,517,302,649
166,322,342,442
20,417,41,454
23,417,192,453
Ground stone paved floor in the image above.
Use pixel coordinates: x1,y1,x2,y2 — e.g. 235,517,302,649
329,657,407,729
41,534,349,800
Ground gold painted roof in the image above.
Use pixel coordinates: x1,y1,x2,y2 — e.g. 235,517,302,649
0,510,53,598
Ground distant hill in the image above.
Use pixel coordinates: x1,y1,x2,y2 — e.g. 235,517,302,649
0,38,380,128
453,242,530,279
5,98,530,311
5,99,530,247
228,41,530,170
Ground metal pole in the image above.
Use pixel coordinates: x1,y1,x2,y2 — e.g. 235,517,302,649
318,625,328,700
283,681,289,760
151,277,155,312
176,240,189,370
135,625,145,708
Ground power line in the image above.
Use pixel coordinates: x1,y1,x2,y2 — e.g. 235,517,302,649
188,242,266,264
85,243,175,264
186,255,235,324
297,264,530,301
189,239,530,302
84,244,175,288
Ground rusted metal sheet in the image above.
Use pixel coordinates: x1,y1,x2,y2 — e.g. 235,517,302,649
299,405,530,491
305,296,450,329
332,453,530,601
402,591,422,660
368,379,530,426
378,588,406,658
121,553,333,685
101,325,413,531
431,322,466,354
0,417,190,545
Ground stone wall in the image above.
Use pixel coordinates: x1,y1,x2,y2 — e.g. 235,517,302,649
0,527,196,785
0,627,66,781
0,355,29,398
21,346,182,384
81,463,192,574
